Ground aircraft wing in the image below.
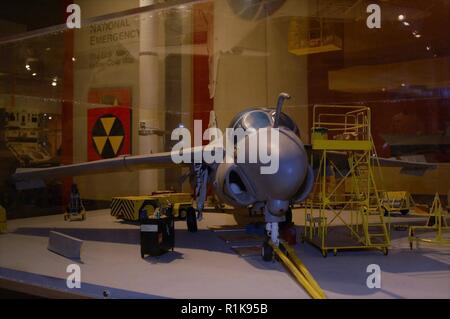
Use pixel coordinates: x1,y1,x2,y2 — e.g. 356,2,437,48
373,157,437,176
305,145,437,177
12,146,206,189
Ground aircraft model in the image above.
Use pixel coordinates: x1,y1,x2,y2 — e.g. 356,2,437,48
13,93,313,249
12,92,437,258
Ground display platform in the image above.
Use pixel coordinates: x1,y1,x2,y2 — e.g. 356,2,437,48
0,209,449,299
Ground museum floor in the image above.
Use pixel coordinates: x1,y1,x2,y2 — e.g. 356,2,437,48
0,209,449,299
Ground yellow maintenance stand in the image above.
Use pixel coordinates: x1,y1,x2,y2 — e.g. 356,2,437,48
0,205,6,234
409,193,450,249
303,105,390,257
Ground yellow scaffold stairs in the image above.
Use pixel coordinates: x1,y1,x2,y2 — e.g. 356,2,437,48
268,239,327,299
409,193,450,248
303,105,390,257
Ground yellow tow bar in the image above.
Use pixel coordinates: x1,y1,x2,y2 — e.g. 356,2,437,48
269,240,327,299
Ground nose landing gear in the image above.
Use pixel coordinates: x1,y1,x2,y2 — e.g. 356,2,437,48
260,207,326,299
265,222,280,246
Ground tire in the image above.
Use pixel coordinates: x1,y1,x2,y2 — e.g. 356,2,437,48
279,208,293,230
262,241,273,262
186,207,198,233
178,208,187,220
285,207,293,224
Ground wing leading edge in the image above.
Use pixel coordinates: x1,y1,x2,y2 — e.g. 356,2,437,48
303,145,437,176
12,147,206,189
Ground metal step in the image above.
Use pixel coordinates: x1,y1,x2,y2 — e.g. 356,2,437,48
368,223,384,227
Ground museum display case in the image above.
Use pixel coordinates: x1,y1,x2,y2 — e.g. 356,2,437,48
1,0,447,217
0,0,448,299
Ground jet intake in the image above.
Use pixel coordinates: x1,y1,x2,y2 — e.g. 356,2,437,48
213,163,257,207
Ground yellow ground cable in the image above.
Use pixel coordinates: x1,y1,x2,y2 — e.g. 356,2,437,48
280,241,327,299
270,242,326,299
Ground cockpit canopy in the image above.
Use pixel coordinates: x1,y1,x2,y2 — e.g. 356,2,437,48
230,108,300,136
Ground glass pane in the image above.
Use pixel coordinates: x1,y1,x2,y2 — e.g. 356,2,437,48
0,0,449,299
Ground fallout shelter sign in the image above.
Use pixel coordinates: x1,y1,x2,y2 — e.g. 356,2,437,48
87,107,131,161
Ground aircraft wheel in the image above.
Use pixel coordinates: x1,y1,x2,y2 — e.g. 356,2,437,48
262,241,273,262
186,207,198,233
285,208,293,224
383,247,389,256
178,208,187,220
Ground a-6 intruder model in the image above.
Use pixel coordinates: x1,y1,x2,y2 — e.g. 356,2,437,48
13,93,434,259
13,93,312,254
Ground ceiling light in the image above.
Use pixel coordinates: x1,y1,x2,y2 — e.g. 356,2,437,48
403,21,410,26
426,46,431,51
401,83,406,87
25,64,31,71
51,81,57,87
414,34,421,38
398,14,405,21
72,57,76,62
32,73,37,77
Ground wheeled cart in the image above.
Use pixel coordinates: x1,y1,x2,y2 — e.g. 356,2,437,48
140,216,175,258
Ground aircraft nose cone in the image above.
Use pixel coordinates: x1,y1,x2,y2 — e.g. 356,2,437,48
241,128,309,200
267,130,308,199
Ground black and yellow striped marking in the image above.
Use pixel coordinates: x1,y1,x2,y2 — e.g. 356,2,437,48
111,198,138,221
